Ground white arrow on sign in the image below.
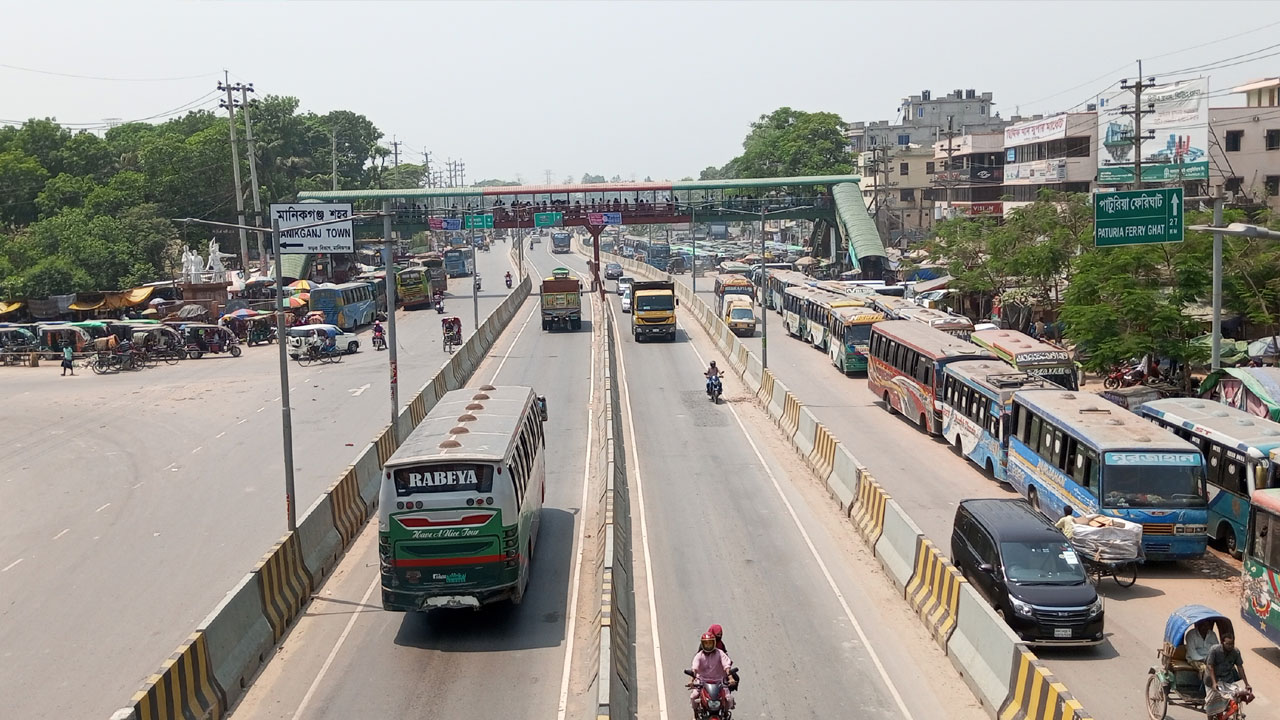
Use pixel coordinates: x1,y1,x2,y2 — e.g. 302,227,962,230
349,384,371,397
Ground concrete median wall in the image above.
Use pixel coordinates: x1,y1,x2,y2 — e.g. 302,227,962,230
112,276,534,720
590,248,1095,720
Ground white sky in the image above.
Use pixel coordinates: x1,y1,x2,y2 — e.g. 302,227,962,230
3,0,1279,184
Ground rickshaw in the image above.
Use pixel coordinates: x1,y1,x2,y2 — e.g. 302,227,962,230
442,316,462,353
183,324,242,359
131,325,186,365
666,256,688,274
37,323,92,359
246,317,276,346
293,326,344,366
1147,605,1252,719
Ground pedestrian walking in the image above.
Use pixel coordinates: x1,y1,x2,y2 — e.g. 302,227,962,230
61,344,74,376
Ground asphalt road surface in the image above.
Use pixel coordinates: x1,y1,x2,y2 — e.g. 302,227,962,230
664,267,1279,720
0,245,517,720
232,240,597,720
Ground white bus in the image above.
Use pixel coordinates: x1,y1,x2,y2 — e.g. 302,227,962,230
379,385,548,610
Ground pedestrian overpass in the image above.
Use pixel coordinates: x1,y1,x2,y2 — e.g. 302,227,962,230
297,174,888,277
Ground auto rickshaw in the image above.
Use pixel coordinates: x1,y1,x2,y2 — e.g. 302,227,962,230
1146,605,1253,719
666,256,688,274
183,323,242,359
442,316,462,353
246,317,276,346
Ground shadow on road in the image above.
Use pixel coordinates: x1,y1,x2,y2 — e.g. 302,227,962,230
392,507,575,653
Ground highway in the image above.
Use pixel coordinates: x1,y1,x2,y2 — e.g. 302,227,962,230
663,265,1280,720
232,241,597,719
0,245,517,720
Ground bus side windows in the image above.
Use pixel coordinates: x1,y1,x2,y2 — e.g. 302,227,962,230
1084,450,1100,498
1028,413,1042,450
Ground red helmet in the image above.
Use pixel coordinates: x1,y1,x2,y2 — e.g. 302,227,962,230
700,632,717,653
708,624,723,639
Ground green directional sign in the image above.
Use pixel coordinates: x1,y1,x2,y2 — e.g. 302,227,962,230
465,214,494,230
534,212,563,228
1094,188,1183,247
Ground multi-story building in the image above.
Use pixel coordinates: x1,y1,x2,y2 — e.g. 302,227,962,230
931,132,1006,218
1000,112,1096,212
1207,78,1280,212
847,88,1007,153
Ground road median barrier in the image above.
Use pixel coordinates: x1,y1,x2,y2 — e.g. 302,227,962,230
113,277,535,720
586,250,1093,720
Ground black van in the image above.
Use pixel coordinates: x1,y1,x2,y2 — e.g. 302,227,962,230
951,499,1104,646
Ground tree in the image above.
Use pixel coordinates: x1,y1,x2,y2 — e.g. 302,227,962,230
383,163,426,189
581,173,606,184
36,173,98,218
0,149,50,225
475,178,520,187
721,107,852,179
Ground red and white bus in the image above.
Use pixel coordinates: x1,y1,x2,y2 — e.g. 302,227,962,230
867,320,994,434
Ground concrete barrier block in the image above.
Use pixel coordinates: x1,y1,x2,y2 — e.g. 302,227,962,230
394,406,414,444
296,492,341,586
252,533,312,644
946,585,1021,716
744,353,763,394
809,424,838,479
826,446,860,514
997,646,1093,720
352,443,381,510
849,473,890,545
767,375,788,422
126,632,226,720
779,391,802,437
199,572,273,709
873,499,923,593
327,466,368,545
903,536,965,649
793,408,818,459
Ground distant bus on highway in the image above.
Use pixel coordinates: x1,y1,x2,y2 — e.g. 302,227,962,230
308,282,376,331
443,248,473,277
1008,389,1208,561
939,361,1054,480
867,320,993,434
551,231,571,253
379,385,548,611
970,329,1077,390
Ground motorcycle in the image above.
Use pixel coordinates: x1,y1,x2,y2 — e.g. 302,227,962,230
505,274,513,289
372,332,387,351
684,668,737,719
1102,363,1145,390
706,375,723,403
474,276,483,292
435,299,445,314
529,241,534,250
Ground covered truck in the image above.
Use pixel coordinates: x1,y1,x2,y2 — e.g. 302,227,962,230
631,280,677,341
541,268,582,331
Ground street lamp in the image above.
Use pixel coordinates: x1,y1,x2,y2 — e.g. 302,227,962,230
1188,221,1280,371
176,212,380,531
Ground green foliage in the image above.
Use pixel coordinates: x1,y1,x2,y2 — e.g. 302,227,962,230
719,107,852,179
383,163,426,189
475,178,520,187
0,100,388,299
581,173,607,184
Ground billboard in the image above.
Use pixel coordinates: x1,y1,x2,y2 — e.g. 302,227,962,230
1097,78,1208,184
1004,113,1068,147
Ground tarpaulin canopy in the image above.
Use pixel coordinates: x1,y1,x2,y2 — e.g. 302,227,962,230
0,301,23,315
110,286,155,308
68,296,105,311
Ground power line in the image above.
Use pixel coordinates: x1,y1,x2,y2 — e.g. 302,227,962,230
1157,41,1280,77
1145,20,1280,61
0,62,218,82
0,90,221,128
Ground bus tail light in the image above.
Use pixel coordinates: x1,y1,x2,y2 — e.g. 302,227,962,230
504,527,518,539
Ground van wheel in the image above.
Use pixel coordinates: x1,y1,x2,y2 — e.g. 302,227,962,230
1027,487,1040,514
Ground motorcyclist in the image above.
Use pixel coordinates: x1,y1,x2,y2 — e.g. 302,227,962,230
689,632,734,717
474,274,482,292
704,361,722,395
703,624,739,690
372,321,385,347
505,271,513,288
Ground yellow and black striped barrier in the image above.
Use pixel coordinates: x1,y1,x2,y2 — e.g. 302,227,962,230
328,467,367,547
757,370,775,405
374,424,398,467
129,631,226,720
409,394,428,427
999,648,1092,720
780,392,801,436
849,473,890,544
809,424,837,478
904,537,964,648
254,533,312,643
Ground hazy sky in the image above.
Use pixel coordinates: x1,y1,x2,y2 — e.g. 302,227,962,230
4,1,1280,184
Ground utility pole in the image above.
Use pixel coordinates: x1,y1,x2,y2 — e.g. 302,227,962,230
390,137,402,167
1211,184,1224,370
422,151,433,187
330,129,339,191
938,115,960,220
1120,61,1156,189
239,84,267,273
544,169,553,185
218,73,250,273
457,161,466,187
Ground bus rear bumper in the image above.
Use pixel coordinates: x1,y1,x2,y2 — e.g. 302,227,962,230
382,582,518,611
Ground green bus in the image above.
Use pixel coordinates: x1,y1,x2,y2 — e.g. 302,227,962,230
379,385,548,610
828,306,883,374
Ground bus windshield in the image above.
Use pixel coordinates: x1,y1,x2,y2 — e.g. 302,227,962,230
1102,453,1207,508
1028,366,1078,391
843,324,873,346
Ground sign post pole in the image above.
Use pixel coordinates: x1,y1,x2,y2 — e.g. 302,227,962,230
271,216,298,532
382,201,399,425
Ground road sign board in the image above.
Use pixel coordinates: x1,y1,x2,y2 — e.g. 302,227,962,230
588,212,623,226
1094,188,1183,247
271,203,354,254
442,218,462,231
465,214,494,229
534,212,563,228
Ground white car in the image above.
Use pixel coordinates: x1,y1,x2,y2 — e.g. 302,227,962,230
286,323,359,358
617,277,634,296
620,289,633,313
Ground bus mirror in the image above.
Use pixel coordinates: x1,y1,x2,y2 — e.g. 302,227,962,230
676,298,680,307
537,396,548,422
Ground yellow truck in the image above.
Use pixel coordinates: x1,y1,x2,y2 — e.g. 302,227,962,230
631,280,677,342
722,296,757,337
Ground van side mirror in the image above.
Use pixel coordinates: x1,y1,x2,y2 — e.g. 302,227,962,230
676,298,680,307
978,563,994,574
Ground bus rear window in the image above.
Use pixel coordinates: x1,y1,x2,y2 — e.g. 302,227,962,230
394,463,493,496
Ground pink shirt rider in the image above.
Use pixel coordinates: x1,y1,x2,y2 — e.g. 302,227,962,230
690,649,734,709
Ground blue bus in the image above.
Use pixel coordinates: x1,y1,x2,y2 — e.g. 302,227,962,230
443,248,473,278
1137,398,1280,556
308,282,377,331
1008,389,1209,560
939,361,1056,481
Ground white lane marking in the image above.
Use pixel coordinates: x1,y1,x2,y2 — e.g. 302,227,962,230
290,386,297,391
348,383,370,397
215,432,226,439
131,482,144,489
486,304,538,385
257,407,265,413
2,559,21,572
290,574,380,720
191,446,203,455
272,396,281,402
685,343,916,720
163,463,176,471
53,528,70,540
238,418,248,425
611,308,669,720
95,503,111,513
555,298,597,720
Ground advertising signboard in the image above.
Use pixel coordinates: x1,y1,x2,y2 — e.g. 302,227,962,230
1097,78,1209,184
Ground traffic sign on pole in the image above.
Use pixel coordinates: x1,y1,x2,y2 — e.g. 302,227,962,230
270,203,354,254
1094,188,1183,247
534,212,563,228
465,213,494,229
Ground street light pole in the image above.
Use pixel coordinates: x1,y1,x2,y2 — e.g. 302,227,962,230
1211,191,1223,370
382,201,400,424
471,212,480,331
760,204,768,369
691,205,697,295
270,217,298,531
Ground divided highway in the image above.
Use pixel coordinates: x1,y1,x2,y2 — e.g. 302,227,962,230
0,246,516,720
